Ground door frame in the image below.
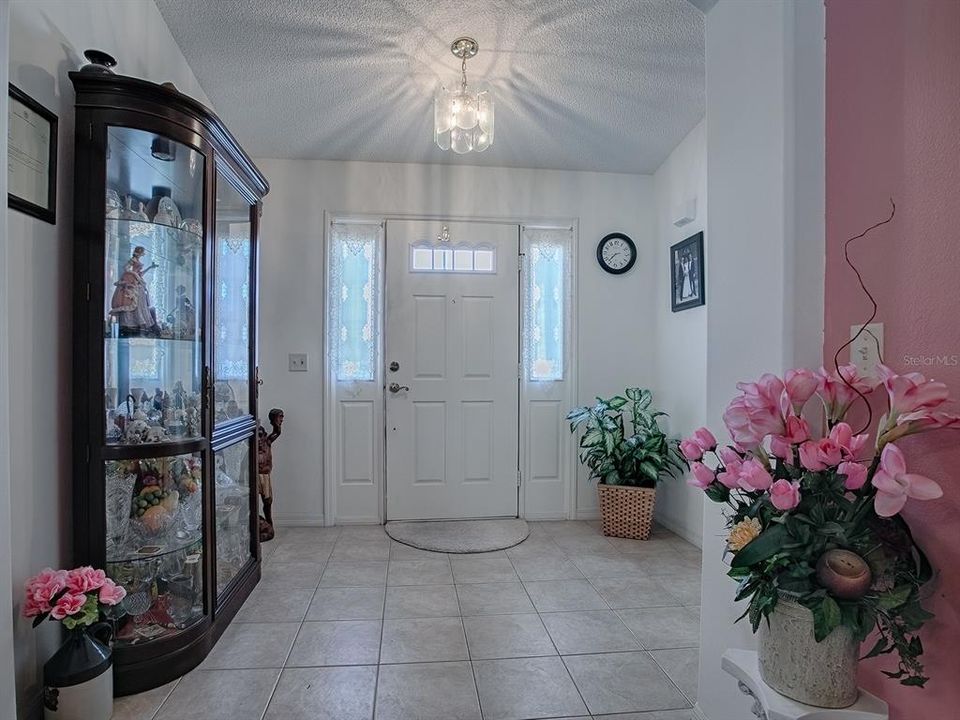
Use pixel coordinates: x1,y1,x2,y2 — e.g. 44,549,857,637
322,211,579,526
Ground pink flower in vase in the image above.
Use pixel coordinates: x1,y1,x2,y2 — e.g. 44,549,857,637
784,415,811,444
50,592,87,621
769,479,802,511
769,435,793,462
717,446,742,466
693,427,718,451
23,595,46,618
67,566,107,594
717,457,744,489
98,579,127,606
688,462,716,489
882,409,960,445
838,461,868,491
878,364,950,418
25,568,69,613
829,423,870,460
871,443,943,517
680,439,703,462
817,364,877,421
785,368,819,411
798,441,827,471
738,459,773,492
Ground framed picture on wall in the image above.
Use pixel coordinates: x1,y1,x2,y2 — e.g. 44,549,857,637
8,84,58,224
670,231,705,312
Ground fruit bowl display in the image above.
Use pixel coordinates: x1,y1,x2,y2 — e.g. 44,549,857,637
105,453,200,563
131,486,180,536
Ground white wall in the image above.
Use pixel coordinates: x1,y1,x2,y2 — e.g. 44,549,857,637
7,1,210,715
1,1,18,716
697,1,825,719
651,120,707,547
255,159,657,526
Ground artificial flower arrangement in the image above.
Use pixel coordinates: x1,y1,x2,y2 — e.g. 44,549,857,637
24,566,127,630
683,363,956,687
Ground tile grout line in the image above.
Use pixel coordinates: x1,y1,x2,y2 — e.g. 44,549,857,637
258,560,323,719
145,524,700,719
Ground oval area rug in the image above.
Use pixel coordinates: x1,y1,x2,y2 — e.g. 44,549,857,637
385,519,529,553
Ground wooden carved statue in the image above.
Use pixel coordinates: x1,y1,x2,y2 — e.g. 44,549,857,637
256,408,283,541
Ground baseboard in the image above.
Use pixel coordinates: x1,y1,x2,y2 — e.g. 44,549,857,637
653,513,703,549
334,516,381,525
271,512,327,527
520,512,568,521
692,702,709,719
573,509,600,521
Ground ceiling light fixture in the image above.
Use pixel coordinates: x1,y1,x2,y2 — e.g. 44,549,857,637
434,37,494,154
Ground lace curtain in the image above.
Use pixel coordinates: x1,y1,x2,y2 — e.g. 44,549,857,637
216,235,251,380
328,221,382,381
522,226,572,382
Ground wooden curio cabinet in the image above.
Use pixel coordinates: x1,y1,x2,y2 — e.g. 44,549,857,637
70,66,269,694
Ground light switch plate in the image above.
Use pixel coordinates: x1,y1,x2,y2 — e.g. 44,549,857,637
288,353,308,372
850,323,883,377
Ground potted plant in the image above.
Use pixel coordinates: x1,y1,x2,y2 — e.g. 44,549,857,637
24,566,127,720
567,387,687,539
684,363,954,707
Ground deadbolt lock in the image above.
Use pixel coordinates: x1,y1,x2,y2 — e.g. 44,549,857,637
389,361,400,372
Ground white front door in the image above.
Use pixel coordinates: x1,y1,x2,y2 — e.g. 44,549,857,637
385,219,520,520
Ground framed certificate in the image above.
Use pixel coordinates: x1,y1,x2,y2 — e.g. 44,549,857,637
8,84,58,224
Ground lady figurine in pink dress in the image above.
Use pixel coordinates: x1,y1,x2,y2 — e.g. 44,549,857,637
110,246,161,336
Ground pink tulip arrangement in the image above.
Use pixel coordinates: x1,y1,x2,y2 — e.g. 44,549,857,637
23,566,126,631
685,363,957,688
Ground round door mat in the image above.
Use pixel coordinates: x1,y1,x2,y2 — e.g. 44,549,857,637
385,519,529,553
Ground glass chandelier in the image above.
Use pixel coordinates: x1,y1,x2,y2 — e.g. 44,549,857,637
434,37,494,154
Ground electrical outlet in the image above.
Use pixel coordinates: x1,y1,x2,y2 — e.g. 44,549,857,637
288,353,308,372
850,323,883,377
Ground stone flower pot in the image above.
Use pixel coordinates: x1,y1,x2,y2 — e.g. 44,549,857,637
758,596,859,708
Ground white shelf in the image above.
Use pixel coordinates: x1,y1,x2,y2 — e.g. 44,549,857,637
721,649,888,720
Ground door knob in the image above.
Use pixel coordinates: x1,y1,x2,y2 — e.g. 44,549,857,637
388,382,410,394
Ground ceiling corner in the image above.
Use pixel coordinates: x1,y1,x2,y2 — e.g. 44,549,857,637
686,0,719,13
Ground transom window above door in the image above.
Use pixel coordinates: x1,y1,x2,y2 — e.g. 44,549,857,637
409,243,497,274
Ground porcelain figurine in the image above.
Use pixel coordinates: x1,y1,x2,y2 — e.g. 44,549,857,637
109,246,160,336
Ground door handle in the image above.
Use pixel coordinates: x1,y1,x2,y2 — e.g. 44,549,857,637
388,383,410,394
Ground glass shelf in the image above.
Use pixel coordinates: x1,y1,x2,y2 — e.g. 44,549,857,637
107,529,202,564
104,452,205,647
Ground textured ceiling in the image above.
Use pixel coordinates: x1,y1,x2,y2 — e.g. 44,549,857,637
155,0,705,173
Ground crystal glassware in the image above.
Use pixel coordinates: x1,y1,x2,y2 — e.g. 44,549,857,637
105,469,137,558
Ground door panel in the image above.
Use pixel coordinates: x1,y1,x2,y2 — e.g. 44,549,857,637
385,220,519,520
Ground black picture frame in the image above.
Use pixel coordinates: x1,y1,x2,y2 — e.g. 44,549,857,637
670,231,705,312
8,84,58,224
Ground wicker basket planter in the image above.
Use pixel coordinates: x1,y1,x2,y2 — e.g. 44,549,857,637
597,483,657,540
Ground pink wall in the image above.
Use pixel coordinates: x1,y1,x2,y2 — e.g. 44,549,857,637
825,0,960,716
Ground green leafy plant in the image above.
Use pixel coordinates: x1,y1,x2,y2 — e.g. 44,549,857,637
566,388,688,487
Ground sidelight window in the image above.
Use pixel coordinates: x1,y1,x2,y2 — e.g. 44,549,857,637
523,226,572,382
329,221,382,381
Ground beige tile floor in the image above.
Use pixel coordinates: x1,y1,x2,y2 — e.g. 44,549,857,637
113,520,702,720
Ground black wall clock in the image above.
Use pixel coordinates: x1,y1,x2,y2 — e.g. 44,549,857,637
596,232,637,274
